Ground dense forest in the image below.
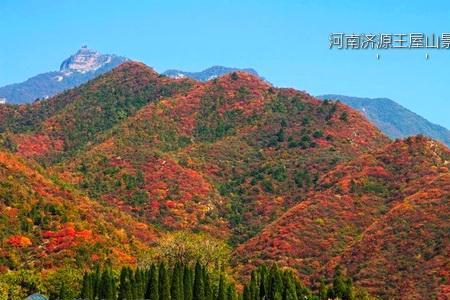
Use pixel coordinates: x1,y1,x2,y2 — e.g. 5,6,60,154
0,62,448,299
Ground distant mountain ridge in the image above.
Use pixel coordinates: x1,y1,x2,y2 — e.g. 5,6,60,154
163,65,262,81
2,53,449,148
0,46,128,104
318,94,450,147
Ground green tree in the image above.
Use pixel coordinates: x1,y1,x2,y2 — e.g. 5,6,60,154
145,264,159,300
118,267,133,300
171,263,183,300
318,277,328,300
80,273,94,300
193,262,205,300
99,269,115,300
159,262,171,300
268,265,284,300
217,274,226,300
249,270,259,300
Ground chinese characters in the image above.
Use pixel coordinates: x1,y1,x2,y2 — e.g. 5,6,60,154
329,33,450,49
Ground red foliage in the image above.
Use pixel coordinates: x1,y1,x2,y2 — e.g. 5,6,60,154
235,137,450,299
7,235,32,247
16,133,63,158
42,223,93,253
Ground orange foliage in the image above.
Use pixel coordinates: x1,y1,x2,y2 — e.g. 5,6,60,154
7,235,32,247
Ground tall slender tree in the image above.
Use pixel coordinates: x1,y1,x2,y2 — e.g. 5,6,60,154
171,263,183,300
159,262,171,300
193,262,205,300
217,274,226,300
184,265,193,300
145,264,159,300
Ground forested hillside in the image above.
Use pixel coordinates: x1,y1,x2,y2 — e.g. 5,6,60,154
0,62,448,299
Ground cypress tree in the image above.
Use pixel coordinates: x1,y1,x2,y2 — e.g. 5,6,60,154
128,268,137,300
268,265,283,300
332,268,348,300
217,274,226,300
203,271,213,300
243,286,251,300
92,265,101,300
318,277,328,300
99,269,116,300
226,285,237,300
281,275,297,300
118,267,133,300
159,262,171,300
135,268,146,299
259,274,266,300
184,265,193,300
171,263,183,300
145,264,159,300
193,262,205,300
58,282,69,300
80,273,94,300
249,270,258,300
344,278,355,300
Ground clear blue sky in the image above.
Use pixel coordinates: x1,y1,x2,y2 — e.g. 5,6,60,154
1,0,449,128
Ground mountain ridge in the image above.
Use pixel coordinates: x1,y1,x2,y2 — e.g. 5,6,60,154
318,94,450,147
163,65,262,81
0,46,129,104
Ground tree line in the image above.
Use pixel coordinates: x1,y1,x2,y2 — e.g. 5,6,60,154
53,262,362,300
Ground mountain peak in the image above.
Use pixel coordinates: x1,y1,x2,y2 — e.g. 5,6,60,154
59,46,120,74
163,65,263,82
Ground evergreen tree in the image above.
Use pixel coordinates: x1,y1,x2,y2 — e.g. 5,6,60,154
118,267,133,300
135,268,145,299
57,282,69,300
227,285,237,300
318,277,328,300
249,271,258,300
145,264,159,300
91,265,101,300
281,275,297,300
217,274,226,300
99,269,116,300
331,268,347,300
184,265,194,300
243,286,251,300
159,262,171,300
203,271,213,300
80,273,94,300
193,262,205,300
171,263,183,300
268,265,283,300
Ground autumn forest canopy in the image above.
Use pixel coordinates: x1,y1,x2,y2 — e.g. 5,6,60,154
0,62,448,299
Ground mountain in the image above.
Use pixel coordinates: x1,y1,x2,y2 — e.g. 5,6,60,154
235,136,450,299
318,94,450,147
0,149,158,272
163,65,262,81
0,62,448,299
1,62,387,241
0,46,128,104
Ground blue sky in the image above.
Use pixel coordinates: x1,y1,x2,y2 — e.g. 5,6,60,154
1,0,449,128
